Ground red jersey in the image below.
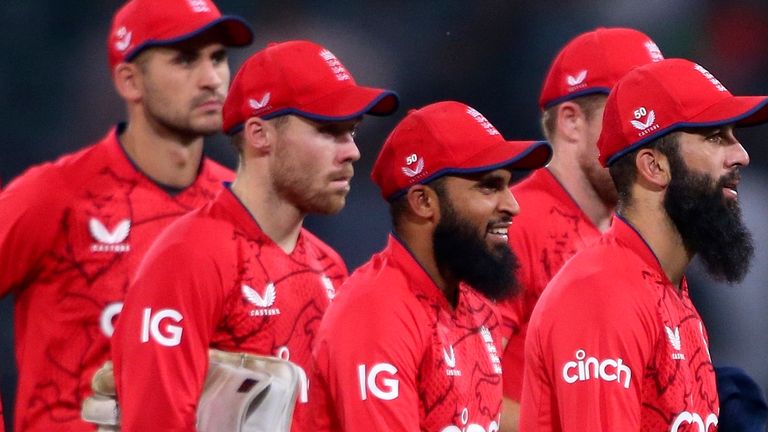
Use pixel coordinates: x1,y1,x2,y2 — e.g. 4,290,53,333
112,187,347,431
312,235,504,431
520,216,719,432
498,168,602,400
0,125,231,431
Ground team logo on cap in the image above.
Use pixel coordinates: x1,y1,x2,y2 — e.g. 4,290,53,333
693,64,727,92
645,41,664,62
566,70,588,87
401,153,424,178
248,93,271,112
466,108,500,136
186,0,211,13
319,49,351,81
114,26,132,53
630,106,659,136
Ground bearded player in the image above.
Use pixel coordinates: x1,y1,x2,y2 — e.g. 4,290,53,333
520,58,768,431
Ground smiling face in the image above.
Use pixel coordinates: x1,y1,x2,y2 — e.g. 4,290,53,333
271,115,361,215
132,32,232,139
662,126,754,282
432,169,521,300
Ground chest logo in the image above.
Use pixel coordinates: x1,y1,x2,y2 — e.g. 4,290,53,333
321,275,336,300
89,218,131,253
242,283,281,316
479,326,502,374
665,325,686,360
443,345,461,376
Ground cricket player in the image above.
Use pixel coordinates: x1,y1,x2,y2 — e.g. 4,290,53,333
0,0,252,430
111,40,398,431
311,101,552,431
520,58,768,431
497,27,664,431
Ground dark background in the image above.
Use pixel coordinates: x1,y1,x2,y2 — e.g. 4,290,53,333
3,0,768,429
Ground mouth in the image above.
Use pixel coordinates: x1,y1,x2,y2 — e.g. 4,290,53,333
330,171,354,191
197,99,223,111
722,179,739,200
487,222,510,243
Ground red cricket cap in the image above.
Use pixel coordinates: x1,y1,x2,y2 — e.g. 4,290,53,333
598,58,768,166
222,40,399,135
108,0,254,70
539,27,664,110
371,101,552,201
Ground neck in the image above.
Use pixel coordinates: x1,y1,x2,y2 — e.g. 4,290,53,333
230,164,304,254
395,227,459,308
548,160,613,232
120,118,205,188
620,200,692,287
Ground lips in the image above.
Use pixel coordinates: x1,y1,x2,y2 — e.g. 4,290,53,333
487,222,510,242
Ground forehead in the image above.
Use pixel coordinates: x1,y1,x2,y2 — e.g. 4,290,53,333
134,30,228,63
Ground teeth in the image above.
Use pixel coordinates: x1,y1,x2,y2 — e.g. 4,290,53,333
488,227,508,235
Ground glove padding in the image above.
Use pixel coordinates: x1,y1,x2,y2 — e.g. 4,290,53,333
81,350,304,432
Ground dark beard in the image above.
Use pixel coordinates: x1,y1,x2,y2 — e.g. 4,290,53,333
664,152,754,283
433,198,519,300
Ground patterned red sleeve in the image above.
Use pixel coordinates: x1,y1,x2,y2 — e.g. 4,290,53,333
0,167,66,297
521,271,656,431
112,234,224,431
312,287,425,431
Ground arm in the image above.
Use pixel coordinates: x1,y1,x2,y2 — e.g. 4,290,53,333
521,273,655,431
312,288,424,431
0,169,64,296
112,239,223,431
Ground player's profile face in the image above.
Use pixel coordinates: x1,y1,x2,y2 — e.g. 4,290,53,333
663,131,754,283
270,115,361,215
579,101,618,206
432,170,520,300
134,35,231,138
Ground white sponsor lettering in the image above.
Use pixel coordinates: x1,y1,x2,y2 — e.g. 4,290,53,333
439,408,500,432
275,346,309,403
358,363,399,401
140,308,183,347
562,349,632,389
670,411,717,432
99,302,124,337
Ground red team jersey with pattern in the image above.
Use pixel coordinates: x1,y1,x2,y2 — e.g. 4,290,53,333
112,187,348,431
311,235,505,432
520,216,719,432
0,125,231,431
497,168,602,400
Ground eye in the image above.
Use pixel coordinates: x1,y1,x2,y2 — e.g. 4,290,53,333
211,49,228,65
705,130,724,143
173,51,198,67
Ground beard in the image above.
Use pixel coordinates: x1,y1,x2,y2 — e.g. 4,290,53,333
433,198,519,301
663,151,754,283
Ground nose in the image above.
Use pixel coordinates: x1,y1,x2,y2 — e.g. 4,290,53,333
500,188,521,217
199,59,226,90
728,142,750,168
339,135,361,164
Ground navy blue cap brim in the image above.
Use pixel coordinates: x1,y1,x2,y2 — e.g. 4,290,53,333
124,15,254,63
225,90,400,136
606,97,768,166
386,140,552,201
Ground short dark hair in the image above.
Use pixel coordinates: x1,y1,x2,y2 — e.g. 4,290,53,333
608,132,679,207
389,177,448,231
541,94,607,141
